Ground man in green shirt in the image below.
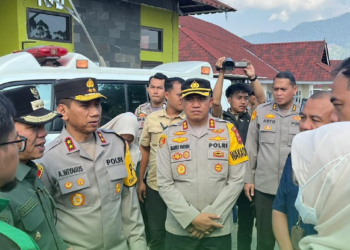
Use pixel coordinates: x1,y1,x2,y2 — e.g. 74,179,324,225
0,92,39,250
0,86,70,250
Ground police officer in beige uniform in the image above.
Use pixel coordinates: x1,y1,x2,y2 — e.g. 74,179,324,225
244,71,300,250
1,86,70,250
157,78,249,250
135,73,167,143
38,78,146,250
138,77,185,250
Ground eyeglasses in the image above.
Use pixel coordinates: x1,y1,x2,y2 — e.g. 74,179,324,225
0,135,27,152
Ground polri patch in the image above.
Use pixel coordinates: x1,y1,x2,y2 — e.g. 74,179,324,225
105,157,124,166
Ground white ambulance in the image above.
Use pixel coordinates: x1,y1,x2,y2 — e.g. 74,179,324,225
0,46,231,142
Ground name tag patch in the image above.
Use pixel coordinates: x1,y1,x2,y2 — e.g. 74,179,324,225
19,197,37,218
58,166,83,178
170,144,191,151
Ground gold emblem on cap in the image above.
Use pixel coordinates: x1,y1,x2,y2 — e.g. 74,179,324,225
190,81,200,89
86,79,96,93
30,88,40,99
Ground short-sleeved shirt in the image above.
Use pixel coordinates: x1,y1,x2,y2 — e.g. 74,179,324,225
272,154,317,236
139,109,186,191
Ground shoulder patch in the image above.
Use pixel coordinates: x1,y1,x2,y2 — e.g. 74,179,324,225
159,134,167,148
226,123,249,165
123,145,137,187
36,163,44,178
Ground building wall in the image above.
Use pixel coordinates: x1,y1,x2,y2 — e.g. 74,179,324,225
73,0,141,68
140,5,179,65
0,0,73,57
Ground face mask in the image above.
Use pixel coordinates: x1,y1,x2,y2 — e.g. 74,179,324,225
294,187,318,225
294,156,345,226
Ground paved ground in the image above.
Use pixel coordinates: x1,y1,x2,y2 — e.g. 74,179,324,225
231,221,280,250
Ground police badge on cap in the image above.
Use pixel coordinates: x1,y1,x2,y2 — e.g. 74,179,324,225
2,86,61,125
54,78,107,102
181,78,212,98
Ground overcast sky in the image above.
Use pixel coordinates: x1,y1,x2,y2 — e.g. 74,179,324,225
198,0,350,37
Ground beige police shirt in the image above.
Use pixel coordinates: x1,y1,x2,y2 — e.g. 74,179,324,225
244,101,300,195
156,116,249,236
139,109,185,191
39,127,146,250
135,102,166,143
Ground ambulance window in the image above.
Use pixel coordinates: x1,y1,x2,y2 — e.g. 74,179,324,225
99,83,126,126
127,84,148,113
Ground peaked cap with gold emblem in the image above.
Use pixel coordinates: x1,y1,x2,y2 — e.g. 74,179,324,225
181,78,212,98
54,78,107,102
2,86,61,125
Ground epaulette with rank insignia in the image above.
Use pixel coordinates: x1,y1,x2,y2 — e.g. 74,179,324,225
100,129,137,187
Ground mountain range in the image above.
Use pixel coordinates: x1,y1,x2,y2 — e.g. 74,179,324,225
243,12,350,59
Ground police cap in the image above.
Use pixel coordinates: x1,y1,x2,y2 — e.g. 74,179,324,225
2,86,61,125
54,78,107,102
181,78,212,98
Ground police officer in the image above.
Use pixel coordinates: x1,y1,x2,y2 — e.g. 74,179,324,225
0,86,70,250
38,78,147,250
135,72,167,143
138,77,185,250
244,71,300,250
157,78,249,250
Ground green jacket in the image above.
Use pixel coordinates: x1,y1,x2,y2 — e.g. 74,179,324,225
0,198,40,250
0,161,69,250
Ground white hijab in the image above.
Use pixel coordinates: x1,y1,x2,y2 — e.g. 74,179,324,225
102,112,141,167
292,122,350,250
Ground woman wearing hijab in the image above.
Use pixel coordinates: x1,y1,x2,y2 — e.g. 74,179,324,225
291,122,350,250
102,112,141,169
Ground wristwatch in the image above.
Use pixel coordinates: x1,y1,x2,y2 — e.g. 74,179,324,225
249,75,258,82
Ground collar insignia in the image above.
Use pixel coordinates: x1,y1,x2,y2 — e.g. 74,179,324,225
65,137,76,152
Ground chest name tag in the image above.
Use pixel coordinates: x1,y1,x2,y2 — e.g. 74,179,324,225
19,197,37,218
170,144,191,151
58,166,84,179
106,157,124,166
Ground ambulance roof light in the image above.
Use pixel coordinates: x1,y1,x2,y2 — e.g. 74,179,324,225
23,45,68,58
